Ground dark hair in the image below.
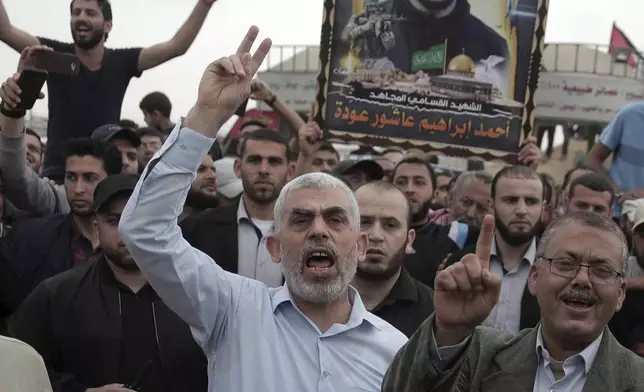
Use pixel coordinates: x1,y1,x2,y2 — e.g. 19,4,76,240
357,180,413,227
568,172,616,205
63,137,122,175
491,165,542,201
25,128,44,151
69,0,113,41
562,164,594,190
69,0,113,20
392,157,437,190
315,141,340,159
628,326,644,348
540,176,553,205
139,92,172,118
239,129,290,159
117,119,139,130
136,127,165,142
239,120,268,135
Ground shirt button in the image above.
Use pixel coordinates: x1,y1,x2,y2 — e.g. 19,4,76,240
322,371,330,377
180,144,187,150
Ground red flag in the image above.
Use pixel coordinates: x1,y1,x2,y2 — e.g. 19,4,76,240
609,23,643,68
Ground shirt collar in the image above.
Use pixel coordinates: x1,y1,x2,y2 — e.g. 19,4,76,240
236,196,249,223
271,284,381,332
535,325,603,374
379,269,418,305
490,234,538,266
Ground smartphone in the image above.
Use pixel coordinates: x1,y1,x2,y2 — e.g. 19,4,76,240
16,68,48,111
33,51,80,76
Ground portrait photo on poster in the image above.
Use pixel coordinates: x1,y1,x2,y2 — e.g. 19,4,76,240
313,0,549,162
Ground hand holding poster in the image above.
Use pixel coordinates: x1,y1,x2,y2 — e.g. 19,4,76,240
314,0,549,162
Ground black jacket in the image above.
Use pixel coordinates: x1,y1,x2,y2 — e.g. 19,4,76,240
404,221,479,288
9,257,207,392
444,245,541,330
0,213,78,319
180,203,240,273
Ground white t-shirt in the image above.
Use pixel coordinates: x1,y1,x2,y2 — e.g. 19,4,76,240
251,218,274,238
627,256,644,277
0,336,52,392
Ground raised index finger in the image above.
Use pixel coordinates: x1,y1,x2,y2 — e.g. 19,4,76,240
475,214,495,270
236,25,259,56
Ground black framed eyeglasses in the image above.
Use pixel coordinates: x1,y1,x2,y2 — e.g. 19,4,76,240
538,256,623,286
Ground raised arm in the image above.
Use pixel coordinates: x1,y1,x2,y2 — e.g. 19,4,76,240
137,0,215,72
0,0,39,52
119,26,272,349
0,47,68,215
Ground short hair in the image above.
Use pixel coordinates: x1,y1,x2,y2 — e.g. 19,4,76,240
451,171,492,198
69,0,112,21
562,165,594,190
392,157,437,190
357,180,413,227
136,127,165,142
25,128,44,151
539,173,555,205
239,129,290,159
491,165,542,201
117,119,139,130
538,211,629,273
239,120,268,134
139,92,172,118
568,172,616,205
315,141,340,160
63,137,122,175
273,172,359,233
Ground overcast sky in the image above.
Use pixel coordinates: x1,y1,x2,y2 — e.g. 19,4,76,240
1,0,642,125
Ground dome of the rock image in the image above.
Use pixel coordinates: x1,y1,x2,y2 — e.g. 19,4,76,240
446,54,476,75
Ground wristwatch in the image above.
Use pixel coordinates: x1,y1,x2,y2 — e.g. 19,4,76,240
0,102,26,119
266,95,277,107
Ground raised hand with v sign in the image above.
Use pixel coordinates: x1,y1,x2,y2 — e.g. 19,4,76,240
185,26,272,137
433,214,502,346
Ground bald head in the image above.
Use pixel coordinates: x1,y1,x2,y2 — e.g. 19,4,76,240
356,181,412,228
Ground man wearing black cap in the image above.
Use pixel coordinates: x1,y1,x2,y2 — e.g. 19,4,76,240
91,124,141,174
332,159,384,191
10,173,207,392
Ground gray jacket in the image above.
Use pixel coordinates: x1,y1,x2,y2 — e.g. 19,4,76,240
382,314,644,392
0,132,68,215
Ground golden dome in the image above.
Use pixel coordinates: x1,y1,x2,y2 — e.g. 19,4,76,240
447,54,476,74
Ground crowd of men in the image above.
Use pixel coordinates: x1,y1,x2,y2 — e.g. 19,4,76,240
2,0,644,391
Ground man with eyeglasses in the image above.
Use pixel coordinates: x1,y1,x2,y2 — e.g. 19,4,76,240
383,211,644,392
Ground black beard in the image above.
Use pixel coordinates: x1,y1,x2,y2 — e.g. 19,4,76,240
356,242,407,281
71,207,94,218
411,199,434,225
71,26,104,49
105,250,139,272
495,216,539,247
242,176,284,205
185,189,221,211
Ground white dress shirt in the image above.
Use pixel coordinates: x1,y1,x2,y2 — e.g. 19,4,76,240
119,125,408,392
236,197,283,287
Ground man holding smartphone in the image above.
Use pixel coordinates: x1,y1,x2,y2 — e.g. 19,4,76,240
0,0,217,183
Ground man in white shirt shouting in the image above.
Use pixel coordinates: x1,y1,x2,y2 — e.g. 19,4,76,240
118,26,407,392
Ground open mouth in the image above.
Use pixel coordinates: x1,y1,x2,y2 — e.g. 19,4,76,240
305,249,336,275
562,297,595,310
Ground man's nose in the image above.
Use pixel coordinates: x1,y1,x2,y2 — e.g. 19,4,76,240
308,216,330,239
368,223,385,243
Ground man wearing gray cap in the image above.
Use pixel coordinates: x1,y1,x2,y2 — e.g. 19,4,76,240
332,159,384,191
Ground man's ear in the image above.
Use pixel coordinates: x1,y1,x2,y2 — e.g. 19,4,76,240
356,232,368,262
104,20,113,36
234,158,242,179
527,264,539,296
267,235,281,263
405,229,416,254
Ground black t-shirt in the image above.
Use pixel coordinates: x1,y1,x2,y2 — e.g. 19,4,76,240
37,37,142,179
372,269,435,338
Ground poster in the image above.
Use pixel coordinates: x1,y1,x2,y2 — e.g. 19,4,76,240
314,0,549,162
229,109,281,138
